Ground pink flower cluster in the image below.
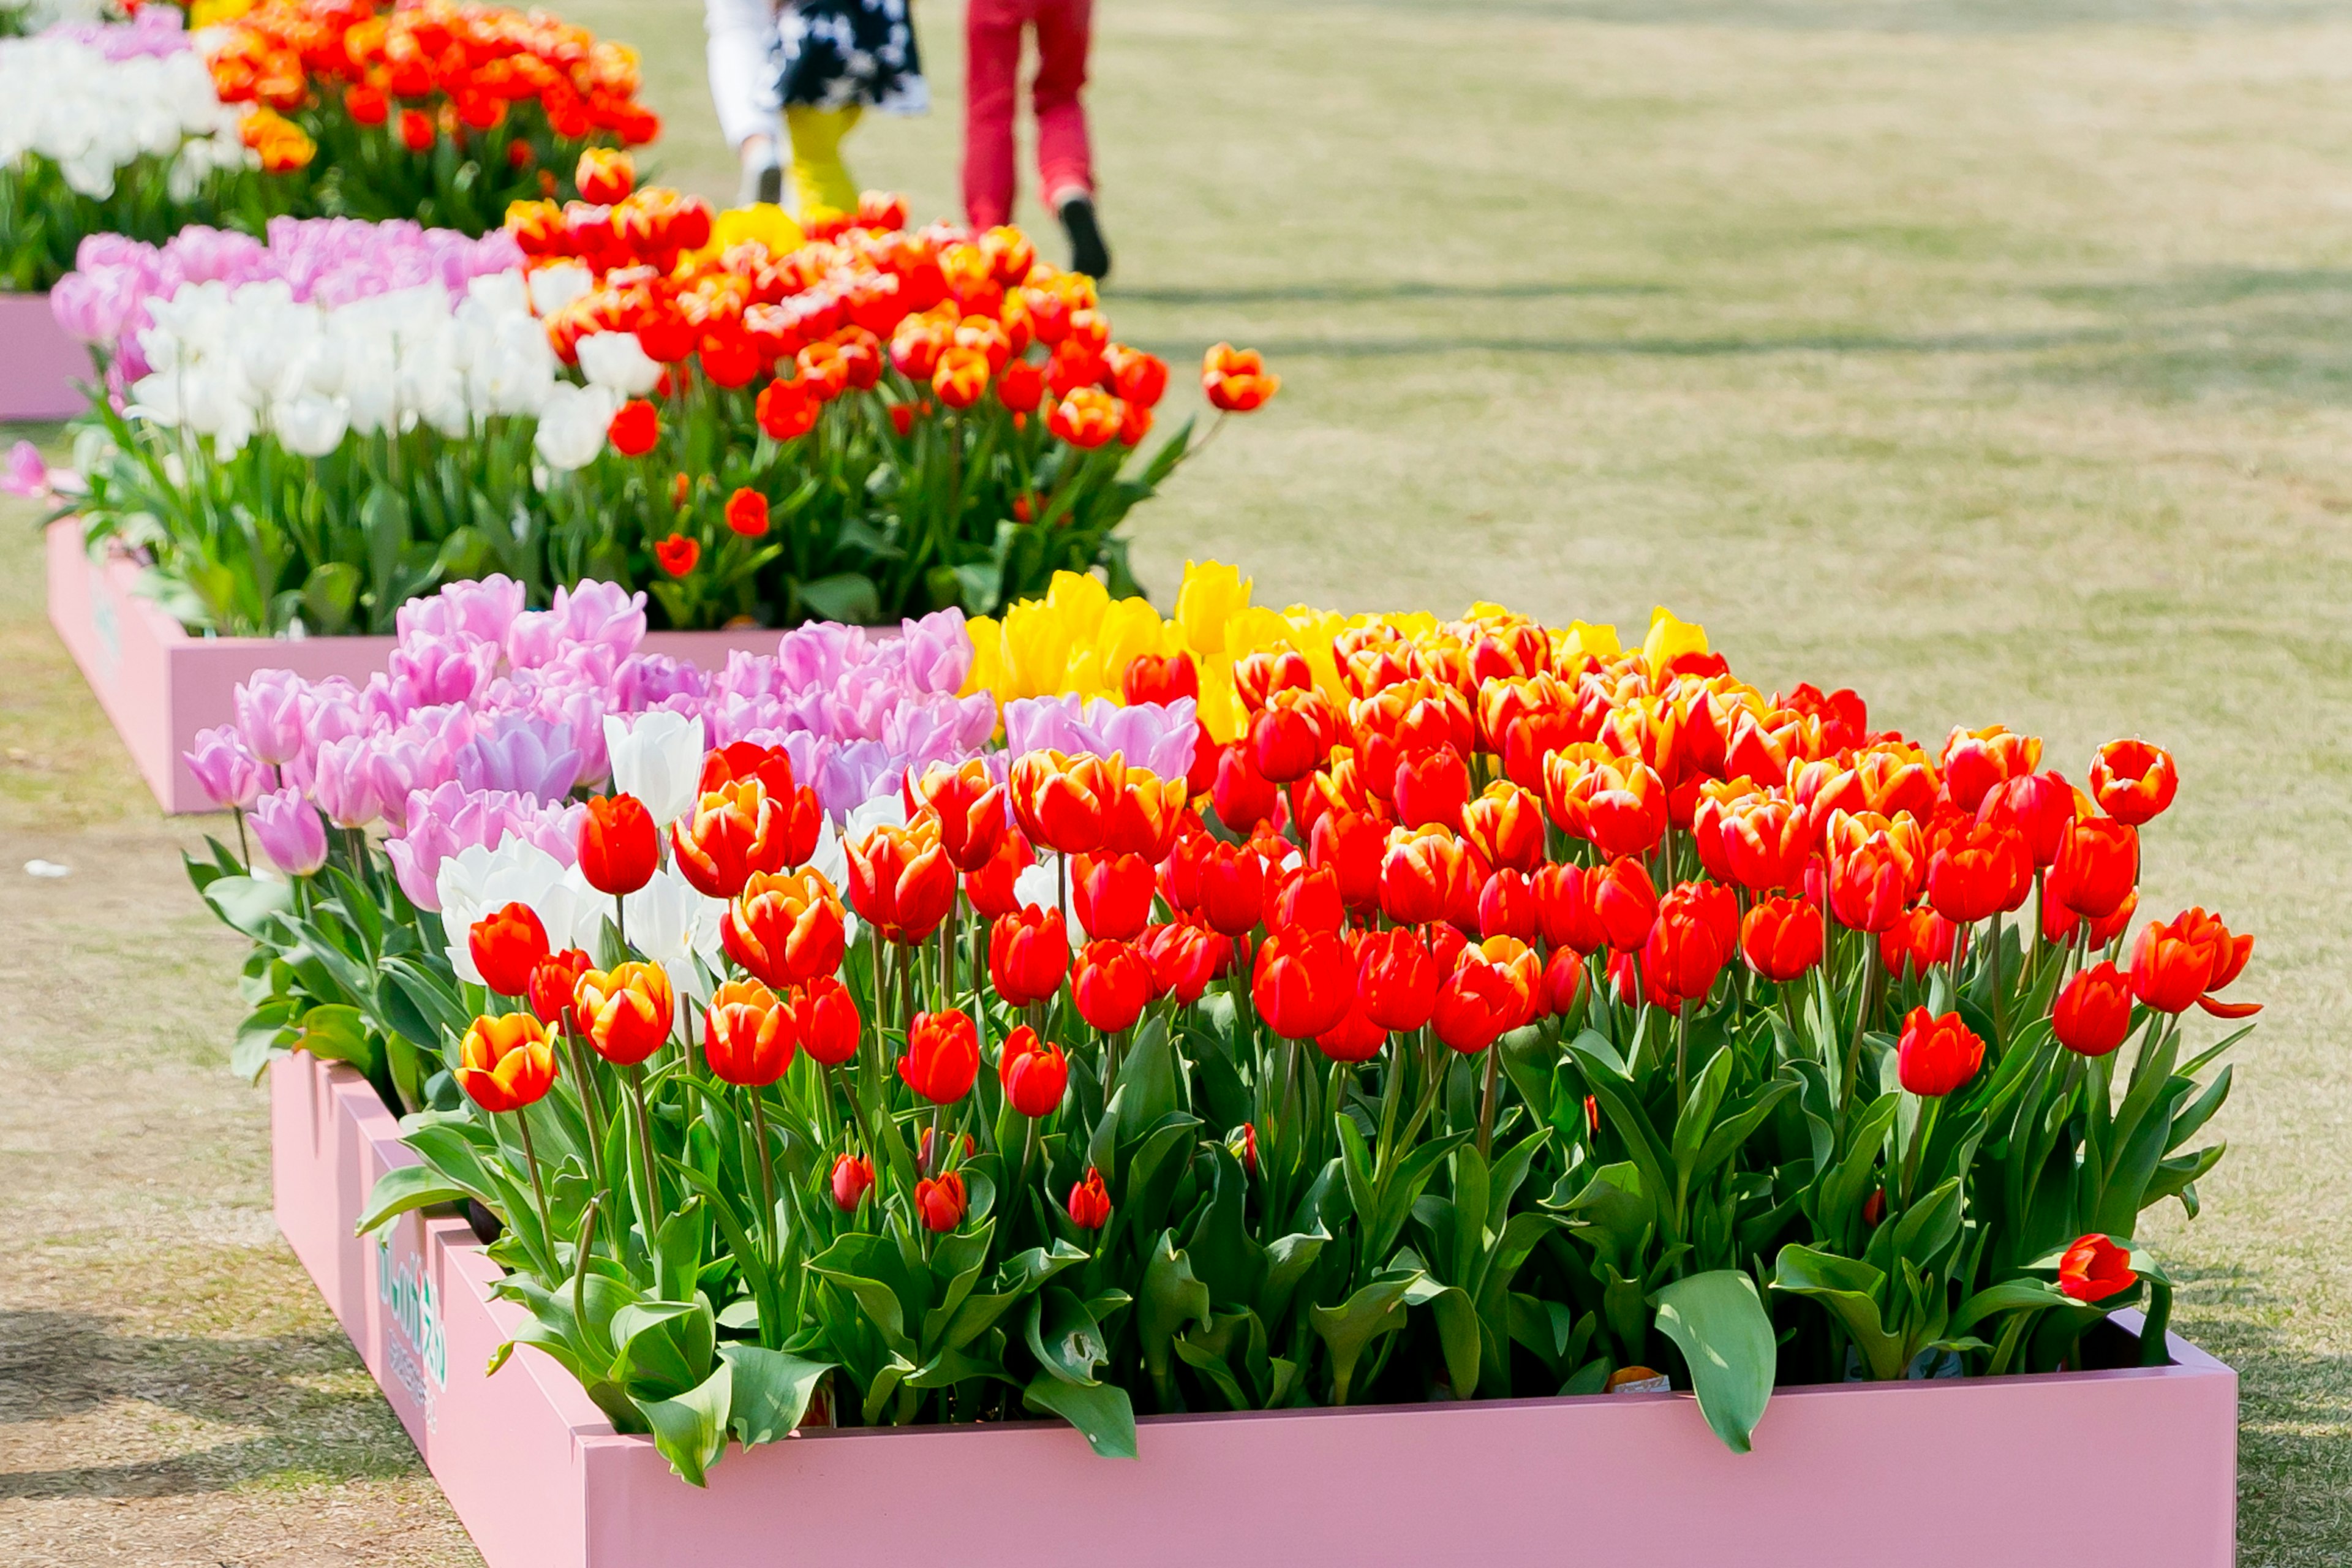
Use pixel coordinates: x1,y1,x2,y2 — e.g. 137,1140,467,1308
51,217,525,380
42,4,193,61
181,577,991,905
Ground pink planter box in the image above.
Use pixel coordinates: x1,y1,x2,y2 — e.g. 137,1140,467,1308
0,293,91,423
44,516,809,813
271,1050,2241,1568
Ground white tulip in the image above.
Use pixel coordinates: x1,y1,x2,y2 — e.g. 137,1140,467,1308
532,381,621,470
603,710,706,826
435,838,573,986
271,394,349,459
576,330,663,396
527,262,592,317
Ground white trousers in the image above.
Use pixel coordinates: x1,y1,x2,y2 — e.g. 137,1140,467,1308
705,0,782,151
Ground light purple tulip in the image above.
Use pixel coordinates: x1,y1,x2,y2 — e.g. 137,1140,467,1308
251,786,328,876
235,669,312,767
899,608,972,695
776,621,867,695
309,734,388,829
398,575,526,649
506,581,646,673
453,710,581,802
390,633,501,710
183,725,265,812
385,782,582,909
1002,694,1198,783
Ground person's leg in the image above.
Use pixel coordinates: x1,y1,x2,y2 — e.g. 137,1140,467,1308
1030,0,1107,277
704,0,782,202
785,104,864,216
1029,0,1094,211
961,0,1024,231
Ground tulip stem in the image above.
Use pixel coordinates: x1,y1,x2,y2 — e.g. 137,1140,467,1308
560,1028,614,1253
1988,912,2008,1045
1476,1038,1502,1159
233,806,250,870
1673,1008,1691,1105
1841,962,1881,1112
614,892,628,955
514,1109,556,1278
624,1064,662,1267
571,1192,602,1331
748,1088,781,1268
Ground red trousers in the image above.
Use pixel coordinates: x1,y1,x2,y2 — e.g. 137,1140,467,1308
962,0,1095,231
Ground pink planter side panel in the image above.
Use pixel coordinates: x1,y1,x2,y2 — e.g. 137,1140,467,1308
0,293,92,422
45,514,183,806
271,1052,2237,1568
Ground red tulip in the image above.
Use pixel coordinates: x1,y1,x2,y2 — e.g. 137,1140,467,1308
900,1009,980,1104
998,1023,1069,1117
1139,919,1229,1005
1265,864,1344,935
2089,741,2177,827
1941,725,2041,815
1379,824,1475,929
1721,797,1812,894
1188,837,1269,937
989,906,1069,1008
704,978,794,1087
1539,944,1585,1016
1250,688,1337,785
1073,850,1155,941
792,975,862,1066
672,779,796,899
1253,927,1357,1041
1641,882,1735,1004
2129,913,2220,1015
1740,897,1823,982
1591,858,1660,953
1073,939,1152,1033
1356,927,1438,1032
2053,962,2133,1057
470,901,549,997
831,1152,875,1211
608,398,660,457
1316,998,1388,1064
1121,652,1199,707
2057,1234,2136,1303
528,948,593,1026
2049,818,2138,921
1533,862,1608,956
1393,747,1472,832
915,1171,968,1232
1209,741,1283,833
1310,808,1386,913
1895,1007,1983,1097
1975,771,2075,870
1828,828,1912,934
910,759,1009,872
1926,816,2032,925
1879,907,1957,981
1477,868,1540,943
579,793,659,896
1433,937,1539,1053
1066,1168,1113,1230
964,824,1033,919
456,1013,558,1114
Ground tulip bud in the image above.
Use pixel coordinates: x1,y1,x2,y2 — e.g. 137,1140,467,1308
998,1024,1069,1117
831,1152,875,1212
1066,1167,1113,1231
581,794,660,896
2057,1234,2136,1303
914,1172,968,1232
470,901,551,998
793,975,864,1066
528,948,594,1025
900,1009,980,1104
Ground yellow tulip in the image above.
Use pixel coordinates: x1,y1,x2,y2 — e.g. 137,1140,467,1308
1090,598,1174,696
1175,560,1252,660
1641,608,1708,676
961,615,1005,699
1559,619,1623,663
1044,571,1111,646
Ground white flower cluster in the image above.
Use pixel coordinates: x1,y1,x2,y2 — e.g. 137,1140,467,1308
0,38,244,200
123,271,625,472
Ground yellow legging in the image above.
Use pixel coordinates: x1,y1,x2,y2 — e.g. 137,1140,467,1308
785,105,863,218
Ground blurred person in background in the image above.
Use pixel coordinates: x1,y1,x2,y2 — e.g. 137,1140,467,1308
964,0,1107,279
705,0,785,204
775,0,927,219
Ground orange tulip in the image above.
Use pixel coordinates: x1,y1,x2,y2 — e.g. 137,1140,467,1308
1379,824,1476,929
2089,740,2177,826
1879,906,1956,981
911,758,1009,873
792,974,863,1066
1202,342,1279,412
845,819,957,943
1741,897,1823,982
2049,817,2138,921
1433,936,1539,1053
900,1009,980,1104
470,901,550,997
703,978,794,1087
723,868,848,988
671,778,796,899
1542,750,1668,861
574,962,675,1066
1010,750,1120,854
2053,962,2133,1057
456,1012,558,1113
1941,725,2041,814
1461,781,1545,874
1101,766,1188,861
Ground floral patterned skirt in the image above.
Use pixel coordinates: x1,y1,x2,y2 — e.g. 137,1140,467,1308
779,0,927,115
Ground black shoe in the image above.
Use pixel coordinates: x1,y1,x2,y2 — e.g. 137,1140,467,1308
1059,195,1111,282
755,163,783,205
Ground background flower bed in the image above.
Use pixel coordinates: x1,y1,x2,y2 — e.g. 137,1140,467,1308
7,0,2352,1561
50,181,1274,635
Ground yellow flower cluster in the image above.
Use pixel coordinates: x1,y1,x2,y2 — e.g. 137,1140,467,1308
963,562,1712,742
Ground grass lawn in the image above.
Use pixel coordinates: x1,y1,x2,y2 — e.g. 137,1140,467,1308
6,0,2352,1559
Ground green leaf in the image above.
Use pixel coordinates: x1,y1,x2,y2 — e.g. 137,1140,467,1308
1025,1286,1110,1387
611,1300,717,1401
1308,1273,1415,1405
1021,1373,1138,1458
301,560,362,635
635,1362,732,1487
1771,1244,1905,1381
1402,1275,1482,1398
797,571,881,625
354,1163,471,1235
717,1344,832,1447
294,1004,377,1076
1137,1232,1212,1400
1649,1270,1776,1454
1949,1278,2073,1337
203,875,293,939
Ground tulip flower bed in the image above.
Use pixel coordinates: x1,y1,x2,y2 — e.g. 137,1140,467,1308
48,170,1275,642
186,558,2255,1515
0,0,654,293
